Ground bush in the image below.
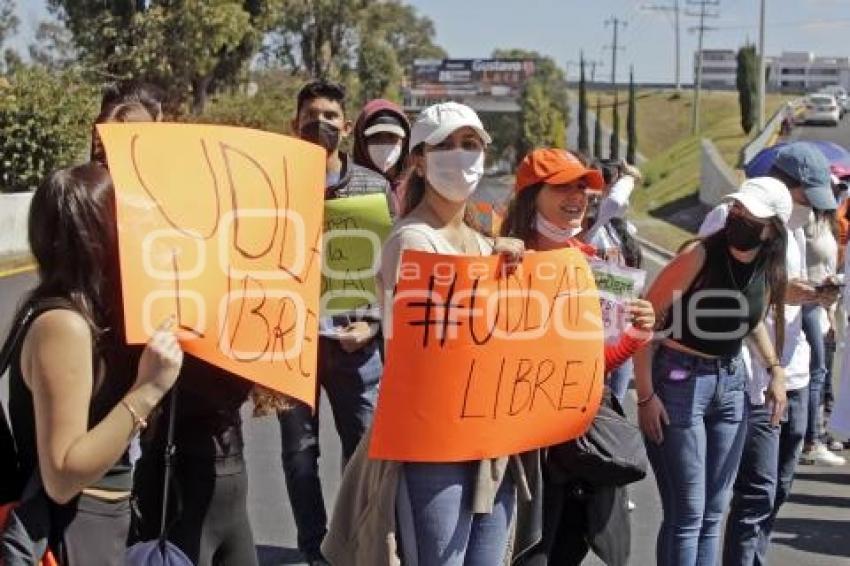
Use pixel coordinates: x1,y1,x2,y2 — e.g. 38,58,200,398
0,67,99,192
197,70,303,134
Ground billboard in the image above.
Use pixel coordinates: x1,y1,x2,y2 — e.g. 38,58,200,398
411,58,537,98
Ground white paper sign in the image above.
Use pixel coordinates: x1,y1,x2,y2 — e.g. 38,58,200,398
590,260,647,343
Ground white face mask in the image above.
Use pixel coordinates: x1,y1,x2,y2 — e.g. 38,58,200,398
787,202,811,230
425,149,485,202
535,212,582,243
367,142,402,173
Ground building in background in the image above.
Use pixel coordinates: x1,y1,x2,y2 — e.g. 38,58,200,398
696,49,738,89
693,49,850,92
403,58,536,113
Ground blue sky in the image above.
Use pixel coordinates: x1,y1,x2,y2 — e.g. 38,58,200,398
10,0,850,83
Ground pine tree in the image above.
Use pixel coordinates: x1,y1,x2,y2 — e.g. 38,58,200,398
593,96,603,158
578,53,589,154
627,67,638,164
736,44,759,134
610,90,620,160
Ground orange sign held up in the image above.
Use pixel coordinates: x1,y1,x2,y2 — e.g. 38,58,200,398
369,248,605,462
99,123,325,407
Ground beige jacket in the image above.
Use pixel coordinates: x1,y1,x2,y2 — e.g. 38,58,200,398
321,428,535,565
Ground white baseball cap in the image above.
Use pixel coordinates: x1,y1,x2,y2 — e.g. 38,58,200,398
722,177,793,223
410,102,492,149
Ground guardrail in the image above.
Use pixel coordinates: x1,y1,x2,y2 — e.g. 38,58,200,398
738,99,803,168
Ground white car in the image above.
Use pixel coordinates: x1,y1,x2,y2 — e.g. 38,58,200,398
820,85,848,116
804,94,841,126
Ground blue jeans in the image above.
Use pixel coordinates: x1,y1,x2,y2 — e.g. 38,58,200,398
801,305,827,445
722,387,808,566
645,346,748,566
608,358,633,403
399,462,516,566
278,335,383,556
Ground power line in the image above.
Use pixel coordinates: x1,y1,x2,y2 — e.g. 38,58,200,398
687,0,720,134
641,1,681,91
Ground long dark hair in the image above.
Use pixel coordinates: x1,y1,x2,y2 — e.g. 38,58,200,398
22,163,121,341
681,213,788,351
400,145,490,235
500,182,543,244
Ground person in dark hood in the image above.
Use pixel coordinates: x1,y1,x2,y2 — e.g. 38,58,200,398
281,79,390,566
352,99,411,192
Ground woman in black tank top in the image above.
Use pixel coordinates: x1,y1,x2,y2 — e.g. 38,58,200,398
3,163,182,565
632,180,791,566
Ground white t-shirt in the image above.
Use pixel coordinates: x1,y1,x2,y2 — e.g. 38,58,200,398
699,203,810,402
377,217,492,333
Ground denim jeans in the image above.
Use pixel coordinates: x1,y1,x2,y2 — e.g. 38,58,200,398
399,462,516,566
645,345,748,566
278,335,383,556
801,304,827,445
722,387,808,566
608,358,633,403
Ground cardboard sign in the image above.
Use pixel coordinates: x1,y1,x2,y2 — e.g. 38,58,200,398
590,261,647,343
369,248,605,462
321,193,392,313
99,123,325,407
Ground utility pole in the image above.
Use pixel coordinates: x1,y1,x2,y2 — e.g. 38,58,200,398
757,0,766,130
687,0,720,134
588,60,605,83
605,17,627,88
641,1,682,90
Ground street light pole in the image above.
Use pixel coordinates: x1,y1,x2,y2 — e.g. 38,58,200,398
757,0,766,130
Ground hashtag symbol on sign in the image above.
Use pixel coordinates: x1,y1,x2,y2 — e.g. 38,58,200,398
406,274,467,348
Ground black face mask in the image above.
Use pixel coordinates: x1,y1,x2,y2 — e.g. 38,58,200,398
299,120,340,154
726,214,765,252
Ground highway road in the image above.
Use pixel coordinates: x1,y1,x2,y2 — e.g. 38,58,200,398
1,156,848,564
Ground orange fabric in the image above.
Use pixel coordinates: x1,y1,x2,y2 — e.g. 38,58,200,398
604,331,650,372
1,502,60,565
515,148,605,192
838,200,850,268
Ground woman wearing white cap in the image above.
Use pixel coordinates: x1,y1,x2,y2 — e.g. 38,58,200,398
320,102,528,566
633,178,791,566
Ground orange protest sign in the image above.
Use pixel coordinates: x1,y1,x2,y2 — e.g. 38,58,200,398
369,248,605,462
98,123,325,407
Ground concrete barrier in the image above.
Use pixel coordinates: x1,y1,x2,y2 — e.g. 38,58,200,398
739,99,803,168
0,192,33,264
699,139,739,207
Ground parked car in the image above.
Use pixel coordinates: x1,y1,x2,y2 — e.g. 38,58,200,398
804,93,841,126
820,85,848,117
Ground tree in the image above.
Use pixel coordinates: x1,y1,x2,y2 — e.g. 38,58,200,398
357,34,402,103
627,67,637,164
0,0,18,73
28,20,76,71
489,48,569,162
578,53,589,154
609,90,620,160
593,96,602,158
358,1,446,72
48,0,280,113
737,44,758,135
270,0,363,80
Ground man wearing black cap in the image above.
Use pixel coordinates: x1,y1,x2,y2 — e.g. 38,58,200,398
281,79,391,566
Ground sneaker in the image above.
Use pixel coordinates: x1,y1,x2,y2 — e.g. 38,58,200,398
627,499,636,512
827,439,845,452
800,444,847,467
